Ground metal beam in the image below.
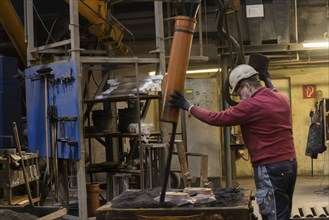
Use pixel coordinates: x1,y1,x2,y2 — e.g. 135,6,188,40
30,39,71,53
81,56,160,64
26,0,35,65
69,0,88,219
219,43,329,54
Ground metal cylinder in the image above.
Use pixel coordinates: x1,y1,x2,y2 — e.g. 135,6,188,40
290,207,301,218
302,205,313,218
313,205,327,217
161,16,197,123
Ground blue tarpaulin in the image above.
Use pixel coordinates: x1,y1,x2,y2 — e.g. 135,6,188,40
25,60,80,159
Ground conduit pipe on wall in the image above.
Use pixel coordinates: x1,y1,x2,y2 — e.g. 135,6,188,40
161,15,197,123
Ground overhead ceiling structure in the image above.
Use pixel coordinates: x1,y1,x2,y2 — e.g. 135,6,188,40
0,0,328,69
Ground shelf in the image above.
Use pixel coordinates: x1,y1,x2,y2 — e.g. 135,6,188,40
0,153,38,162
8,177,39,188
84,126,161,138
84,94,161,104
87,162,141,174
0,195,40,206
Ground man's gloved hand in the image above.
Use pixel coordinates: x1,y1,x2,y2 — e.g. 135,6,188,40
169,91,193,111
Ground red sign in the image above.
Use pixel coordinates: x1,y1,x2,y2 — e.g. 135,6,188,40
303,85,316,99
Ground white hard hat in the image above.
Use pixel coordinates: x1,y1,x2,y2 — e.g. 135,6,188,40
229,64,258,94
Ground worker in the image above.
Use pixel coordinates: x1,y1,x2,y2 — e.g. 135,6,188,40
169,64,297,220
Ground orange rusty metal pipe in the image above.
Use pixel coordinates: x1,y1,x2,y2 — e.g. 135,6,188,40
161,16,197,123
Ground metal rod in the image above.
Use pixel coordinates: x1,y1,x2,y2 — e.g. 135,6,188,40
160,122,177,203
197,4,203,57
45,77,50,174
294,0,300,60
69,0,88,219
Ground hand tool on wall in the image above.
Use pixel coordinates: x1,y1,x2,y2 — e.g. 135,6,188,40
13,122,33,205
36,67,54,175
48,105,59,201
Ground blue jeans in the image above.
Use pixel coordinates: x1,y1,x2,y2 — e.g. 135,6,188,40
253,159,297,220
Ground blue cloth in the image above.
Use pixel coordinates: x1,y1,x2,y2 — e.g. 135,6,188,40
25,60,81,159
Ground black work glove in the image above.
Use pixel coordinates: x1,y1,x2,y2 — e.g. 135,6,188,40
169,91,193,111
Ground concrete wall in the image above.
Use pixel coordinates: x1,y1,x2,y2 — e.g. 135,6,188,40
236,65,329,177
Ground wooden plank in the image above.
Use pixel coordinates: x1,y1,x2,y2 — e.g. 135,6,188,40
37,208,67,220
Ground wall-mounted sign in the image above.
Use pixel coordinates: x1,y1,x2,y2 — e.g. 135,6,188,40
246,4,264,18
303,84,316,99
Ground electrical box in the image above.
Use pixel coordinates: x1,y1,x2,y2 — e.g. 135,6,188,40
183,78,222,178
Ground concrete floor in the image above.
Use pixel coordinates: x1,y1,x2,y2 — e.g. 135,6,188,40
237,175,329,219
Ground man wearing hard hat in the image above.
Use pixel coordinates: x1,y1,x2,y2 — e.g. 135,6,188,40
170,64,297,220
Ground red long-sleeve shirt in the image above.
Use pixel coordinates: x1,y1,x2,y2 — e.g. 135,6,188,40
189,87,296,167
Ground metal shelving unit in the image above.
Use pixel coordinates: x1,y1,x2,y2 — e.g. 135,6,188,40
0,153,40,205
25,1,166,218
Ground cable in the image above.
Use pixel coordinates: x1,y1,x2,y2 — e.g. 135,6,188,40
91,72,100,88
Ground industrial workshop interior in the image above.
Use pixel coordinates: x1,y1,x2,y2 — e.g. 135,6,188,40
0,0,328,219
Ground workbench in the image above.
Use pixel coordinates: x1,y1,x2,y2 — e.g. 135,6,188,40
96,188,255,220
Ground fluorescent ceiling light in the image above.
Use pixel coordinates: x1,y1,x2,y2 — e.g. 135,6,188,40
186,68,220,74
148,68,219,76
302,41,329,48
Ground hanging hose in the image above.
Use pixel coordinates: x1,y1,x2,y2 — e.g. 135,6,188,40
211,1,273,106
213,0,243,65
174,0,200,18
212,0,244,106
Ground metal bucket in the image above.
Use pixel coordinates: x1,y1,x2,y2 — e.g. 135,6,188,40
92,110,112,131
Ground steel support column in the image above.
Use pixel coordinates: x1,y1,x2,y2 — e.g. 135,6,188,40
69,0,88,219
